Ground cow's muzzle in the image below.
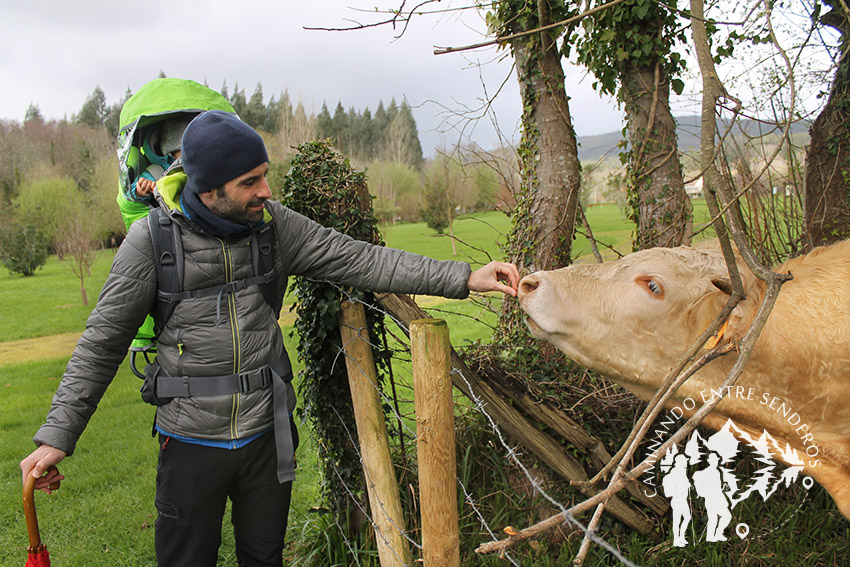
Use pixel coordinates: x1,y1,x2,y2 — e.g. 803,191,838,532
518,273,541,300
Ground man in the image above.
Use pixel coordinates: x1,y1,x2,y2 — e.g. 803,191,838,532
661,452,692,547
692,451,733,542
21,110,519,567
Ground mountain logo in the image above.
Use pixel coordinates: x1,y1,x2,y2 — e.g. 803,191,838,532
656,418,814,547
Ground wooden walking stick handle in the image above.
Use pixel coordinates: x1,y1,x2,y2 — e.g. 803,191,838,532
22,473,44,552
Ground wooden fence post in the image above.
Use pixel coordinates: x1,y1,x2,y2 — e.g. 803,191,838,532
411,318,460,567
339,300,412,567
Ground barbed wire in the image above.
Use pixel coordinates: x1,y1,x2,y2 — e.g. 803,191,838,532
459,478,521,567
326,402,423,555
297,278,648,566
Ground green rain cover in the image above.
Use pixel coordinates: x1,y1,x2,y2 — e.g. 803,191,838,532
116,78,235,227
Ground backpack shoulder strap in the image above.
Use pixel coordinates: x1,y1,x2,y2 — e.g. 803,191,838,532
251,220,281,318
148,209,279,334
148,207,184,336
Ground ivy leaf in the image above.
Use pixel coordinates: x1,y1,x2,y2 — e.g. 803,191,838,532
671,78,685,96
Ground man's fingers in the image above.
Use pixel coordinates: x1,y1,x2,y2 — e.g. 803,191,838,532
467,261,520,296
494,262,520,292
494,281,517,297
35,467,64,494
22,446,67,491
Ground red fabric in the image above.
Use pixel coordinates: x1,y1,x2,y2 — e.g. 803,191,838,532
25,549,51,566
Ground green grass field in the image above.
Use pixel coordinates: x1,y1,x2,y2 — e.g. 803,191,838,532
1,204,848,566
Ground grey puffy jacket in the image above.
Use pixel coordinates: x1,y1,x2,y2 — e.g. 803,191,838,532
34,183,471,455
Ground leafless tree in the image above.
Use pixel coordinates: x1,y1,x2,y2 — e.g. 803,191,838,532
55,208,98,306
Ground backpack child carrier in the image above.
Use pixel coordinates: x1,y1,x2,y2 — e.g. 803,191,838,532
117,78,237,355
117,78,236,228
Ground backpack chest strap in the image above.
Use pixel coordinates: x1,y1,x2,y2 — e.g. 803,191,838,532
156,271,275,304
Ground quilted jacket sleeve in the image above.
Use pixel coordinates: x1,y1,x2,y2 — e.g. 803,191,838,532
33,219,157,455
271,203,471,299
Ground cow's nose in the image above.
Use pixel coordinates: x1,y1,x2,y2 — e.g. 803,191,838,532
518,274,541,298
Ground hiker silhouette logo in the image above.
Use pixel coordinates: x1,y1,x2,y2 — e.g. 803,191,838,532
656,418,815,547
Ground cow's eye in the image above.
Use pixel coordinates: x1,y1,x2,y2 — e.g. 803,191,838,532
636,276,665,299
648,280,662,295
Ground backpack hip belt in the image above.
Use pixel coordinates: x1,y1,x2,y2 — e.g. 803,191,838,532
154,364,274,399
142,355,292,406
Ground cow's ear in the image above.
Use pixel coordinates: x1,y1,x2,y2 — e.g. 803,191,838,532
711,276,733,295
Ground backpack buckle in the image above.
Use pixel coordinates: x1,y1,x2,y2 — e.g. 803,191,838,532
239,372,251,394
238,367,273,394
260,366,272,388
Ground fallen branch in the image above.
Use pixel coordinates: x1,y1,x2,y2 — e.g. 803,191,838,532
475,357,667,516
375,292,658,535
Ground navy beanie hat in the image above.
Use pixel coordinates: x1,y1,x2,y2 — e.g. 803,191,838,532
181,110,269,194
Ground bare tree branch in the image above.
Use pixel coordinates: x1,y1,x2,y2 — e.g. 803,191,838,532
304,0,471,38
433,0,631,55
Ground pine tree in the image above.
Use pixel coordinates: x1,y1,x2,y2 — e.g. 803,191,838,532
24,103,43,124
398,101,423,167
104,87,132,137
229,84,248,117
360,107,375,160
243,83,267,130
76,86,108,129
317,102,333,139
373,101,388,160
331,102,346,145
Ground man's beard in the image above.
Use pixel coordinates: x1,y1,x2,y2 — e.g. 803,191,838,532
211,196,265,224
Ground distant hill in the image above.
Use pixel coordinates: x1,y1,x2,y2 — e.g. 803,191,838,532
576,114,812,162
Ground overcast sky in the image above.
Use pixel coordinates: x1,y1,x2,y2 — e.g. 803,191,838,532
0,0,625,154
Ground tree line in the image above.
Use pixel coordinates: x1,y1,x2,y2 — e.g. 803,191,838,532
65,76,425,171
317,100,423,167
0,75,511,283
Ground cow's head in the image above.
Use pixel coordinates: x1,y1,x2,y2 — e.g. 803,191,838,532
517,245,758,386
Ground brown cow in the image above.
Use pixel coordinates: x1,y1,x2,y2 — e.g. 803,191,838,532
518,240,850,519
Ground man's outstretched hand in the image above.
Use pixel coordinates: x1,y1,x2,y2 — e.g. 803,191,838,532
467,261,520,297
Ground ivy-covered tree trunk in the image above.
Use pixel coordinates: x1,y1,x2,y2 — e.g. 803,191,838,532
622,62,692,249
496,0,581,343
805,0,850,246
572,0,690,250
509,38,580,272
496,0,581,342
498,0,582,340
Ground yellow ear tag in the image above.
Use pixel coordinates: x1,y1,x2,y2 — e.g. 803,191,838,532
704,320,729,349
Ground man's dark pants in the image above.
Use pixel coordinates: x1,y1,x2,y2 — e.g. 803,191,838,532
154,425,297,567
